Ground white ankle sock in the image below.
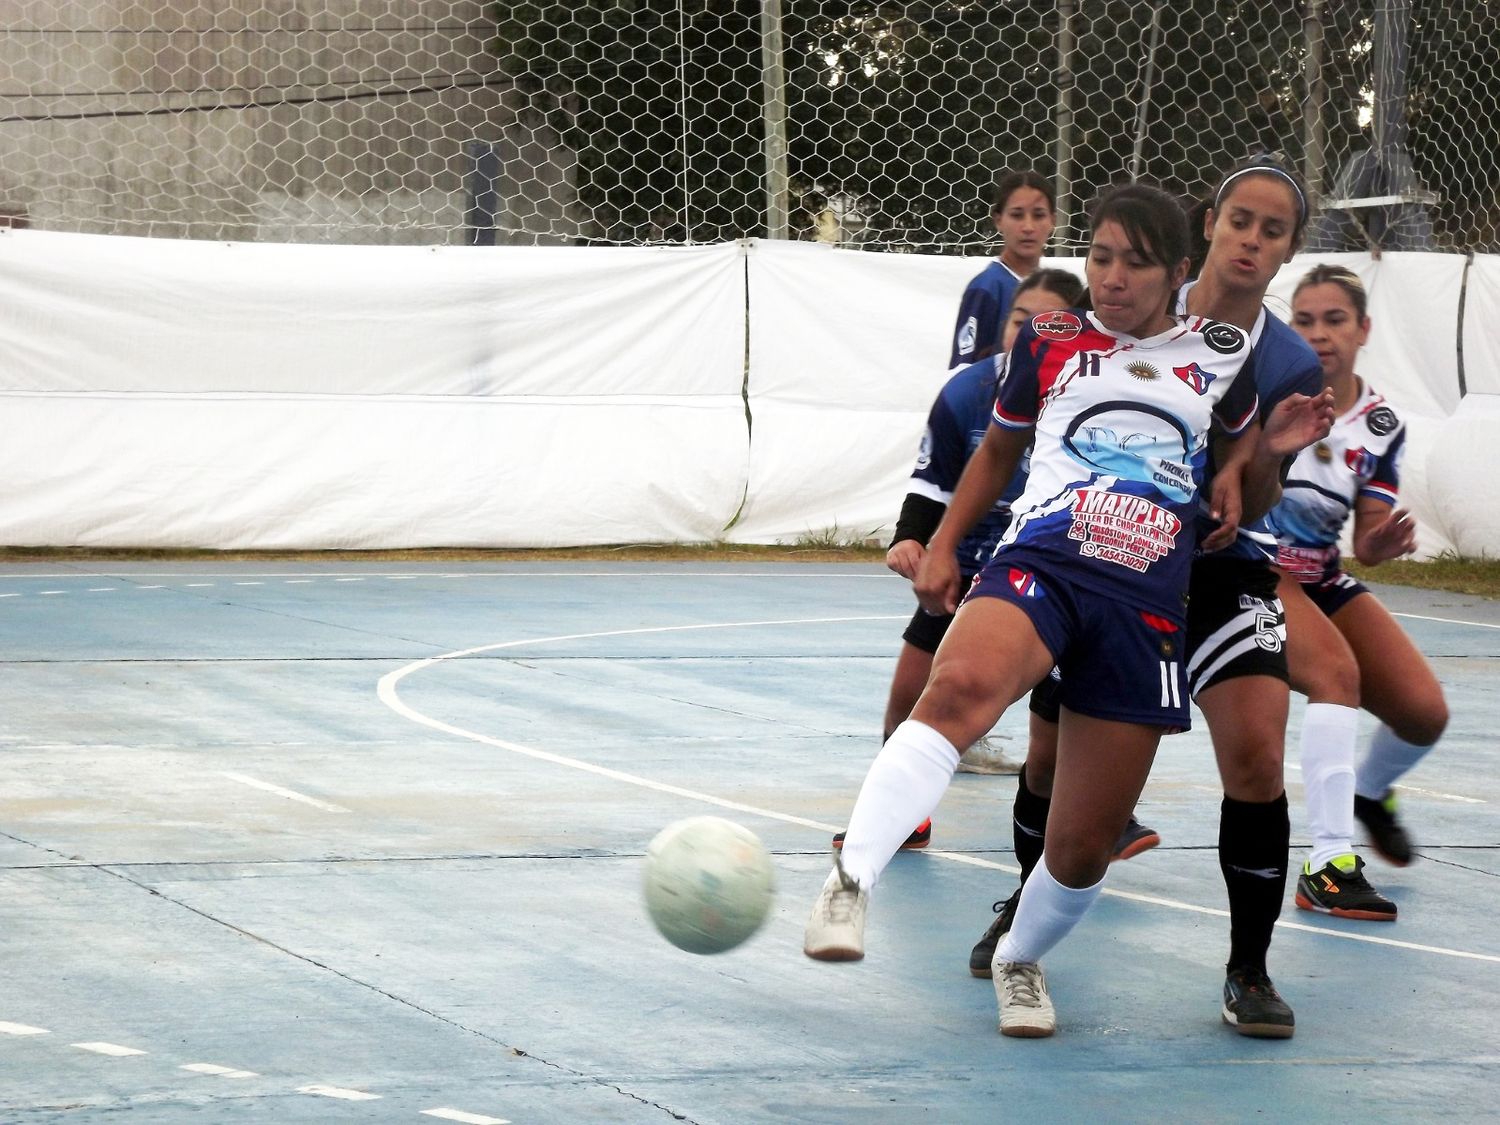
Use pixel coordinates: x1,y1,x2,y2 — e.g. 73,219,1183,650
838,720,959,889
1301,702,1359,870
1356,724,1436,799
995,860,1103,965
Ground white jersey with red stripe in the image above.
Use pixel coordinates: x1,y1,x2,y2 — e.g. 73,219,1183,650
990,309,1258,616
1270,378,1405,582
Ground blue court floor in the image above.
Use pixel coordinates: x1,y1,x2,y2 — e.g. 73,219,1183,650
0,558,1495,1123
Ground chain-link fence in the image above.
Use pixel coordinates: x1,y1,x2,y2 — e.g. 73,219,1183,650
2,2,1496,251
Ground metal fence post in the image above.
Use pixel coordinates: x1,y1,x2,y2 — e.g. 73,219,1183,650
760,0,791,240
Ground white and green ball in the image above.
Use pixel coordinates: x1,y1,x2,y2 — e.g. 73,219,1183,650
643,816,775,955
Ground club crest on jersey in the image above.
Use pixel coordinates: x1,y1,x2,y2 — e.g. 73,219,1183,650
1314,441,1333,462
1366,405,1398,436
1345,446,1377,478
1032,311,1083,341
1201,321,1245,354
957,316,978,356
1172,362,1217,395
1008,567,1041,597
1126,360,1161,381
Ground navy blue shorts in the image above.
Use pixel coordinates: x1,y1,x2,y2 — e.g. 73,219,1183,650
964,550,1189,731
1300,569,1369,617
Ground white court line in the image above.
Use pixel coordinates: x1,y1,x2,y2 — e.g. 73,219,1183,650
378,617,905,834
421,1110,511,1125
233,581,264,586
379,616,1500,967
1283,762,1484,805
184,583,215,587
38,590,65,596
221,772,350,814
0,593,18,599
72,1041,147,1057
299,1084,382,1101
0,1021,48,1035
1393,611,1500,630
181,1062,258,1078
87,587,117,592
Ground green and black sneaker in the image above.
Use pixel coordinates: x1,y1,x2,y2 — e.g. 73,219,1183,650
1355,790,1415,866
1294,853,1397,921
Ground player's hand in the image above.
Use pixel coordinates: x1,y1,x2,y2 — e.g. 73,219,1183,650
1201,468,1243,552
914,548,962,616
1364,507,1418,563
1260,389,1336,458
886,539,926,581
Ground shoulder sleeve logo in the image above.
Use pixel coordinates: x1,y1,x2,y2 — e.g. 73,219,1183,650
1365,405,1399,436
1201,320,1246,354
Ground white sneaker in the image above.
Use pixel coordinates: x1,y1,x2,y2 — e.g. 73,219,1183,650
803,856,868,961
994,960,1056,1037
957,736,1024,775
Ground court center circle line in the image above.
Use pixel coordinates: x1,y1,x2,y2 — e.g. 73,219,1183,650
377,616,1500,965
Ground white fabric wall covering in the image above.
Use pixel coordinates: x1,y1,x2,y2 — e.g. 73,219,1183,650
0,230,1494,555
1425,394,1500,558
1463,255,1500,397
0,395,747,549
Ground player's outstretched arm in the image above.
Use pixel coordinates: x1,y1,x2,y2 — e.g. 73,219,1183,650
915,422,1030,615
1353,501,1418,566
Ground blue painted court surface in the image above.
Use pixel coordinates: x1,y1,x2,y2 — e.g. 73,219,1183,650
0,558,1496,1123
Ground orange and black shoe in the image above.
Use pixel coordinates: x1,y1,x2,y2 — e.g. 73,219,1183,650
1294,854,1397,921
1112,815,1161,862
832,819,932,852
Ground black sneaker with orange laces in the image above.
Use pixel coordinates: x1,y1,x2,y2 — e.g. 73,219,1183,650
1222,965,1295,1038
1294,853,1397,921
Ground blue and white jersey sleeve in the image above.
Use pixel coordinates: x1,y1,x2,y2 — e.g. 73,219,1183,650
911,355,1023,575
1270,382,1406,578
949,261,1022,368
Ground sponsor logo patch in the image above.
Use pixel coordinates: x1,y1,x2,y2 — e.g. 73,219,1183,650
1066,489,1183,573
1202,321,1245,354
1032,311,1083,341
1366,405,1398,436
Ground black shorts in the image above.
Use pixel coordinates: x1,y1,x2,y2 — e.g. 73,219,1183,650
901,606,953,655
1028,670,1063,723
1184,555,1289,698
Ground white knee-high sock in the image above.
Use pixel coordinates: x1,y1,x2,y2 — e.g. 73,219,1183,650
838,719,959,889
994,859,1103,965
1301,702,1360,870
1356,724,1437,799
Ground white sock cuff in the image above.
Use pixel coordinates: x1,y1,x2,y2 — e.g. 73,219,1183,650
891,719,961,772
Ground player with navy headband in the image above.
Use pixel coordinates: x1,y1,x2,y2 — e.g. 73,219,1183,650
965,155,1338,1040
948,170,1056,368
1275,264,1447,916
803,181,1332,1040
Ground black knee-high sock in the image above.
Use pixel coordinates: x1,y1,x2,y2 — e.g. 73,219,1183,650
1014,761,1051,885
1219,793,1290,974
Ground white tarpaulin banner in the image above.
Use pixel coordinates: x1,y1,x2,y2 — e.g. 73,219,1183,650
0,230,748,547
0,230,1492,555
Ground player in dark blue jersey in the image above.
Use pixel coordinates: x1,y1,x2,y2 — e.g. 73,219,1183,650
881,271,1084,772
948,171,1056,368
804,183,1332,1039
1276,265,1447,912
963,157,1338,1040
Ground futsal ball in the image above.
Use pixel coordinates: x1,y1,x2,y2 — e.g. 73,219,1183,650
643,816,775,955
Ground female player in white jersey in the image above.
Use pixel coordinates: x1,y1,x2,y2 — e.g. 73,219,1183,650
803,183,1327,1038
1277,265,1447,915
948,170,1056,368
963,156,1336,1039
